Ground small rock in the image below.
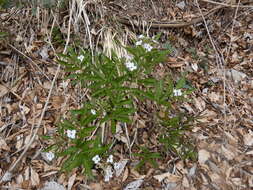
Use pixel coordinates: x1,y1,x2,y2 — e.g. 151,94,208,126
226,69,247,82
39,46,49,60
124,179,143,190
40,181,65,190
0,172,12,182
176,1,186,10
210,77,221,83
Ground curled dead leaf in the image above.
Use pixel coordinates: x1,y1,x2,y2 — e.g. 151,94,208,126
153,172,181,183
198,149,210,165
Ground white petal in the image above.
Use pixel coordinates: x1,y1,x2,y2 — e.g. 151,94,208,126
46,152,55,161
92,155,101,164
135,40,142,46
138,35,144,39
91,109,96,115
67,129,76,139
173,89,182,97
107,155,114,163
143,43,153,52
77,55,84,62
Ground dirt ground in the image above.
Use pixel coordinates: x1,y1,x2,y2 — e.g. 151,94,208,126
0,0,253,189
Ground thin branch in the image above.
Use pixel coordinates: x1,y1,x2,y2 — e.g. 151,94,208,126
0,0,74,183
195,0,227,129
200,0,253,8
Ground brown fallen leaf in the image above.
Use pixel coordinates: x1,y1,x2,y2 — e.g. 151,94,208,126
122,166,129,182
198,149,210,165
30,167,40,187
67,173,76,190
89,183,102,190
0,137,10,151
153,172,181,183
0,84,9,98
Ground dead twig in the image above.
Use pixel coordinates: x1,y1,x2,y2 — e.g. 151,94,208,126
200,0,253,8
195,0,228,133
117,6,223,29
8,44,50,81
0,0,74,183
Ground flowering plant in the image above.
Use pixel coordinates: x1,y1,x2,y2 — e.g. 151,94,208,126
45,35,195,179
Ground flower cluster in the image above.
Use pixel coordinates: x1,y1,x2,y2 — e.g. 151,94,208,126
77,55,84,62
66,129,76,139
92,154,121,182
91,109,96,115
124,55,137,71
107,155,114,163
92,155,101,164
143,43,153,52
173,89,182,96
135,35,153,52
43,151,55,162
125,61,137,71
46,152,55,161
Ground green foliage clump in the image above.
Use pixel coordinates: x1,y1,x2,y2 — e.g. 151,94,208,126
45,35,196,177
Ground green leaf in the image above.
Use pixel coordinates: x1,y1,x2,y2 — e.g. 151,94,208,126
61,152,83,172
0,31,8,38
40,135,51,140
82,157,94,177
137,78,157,86
80,126,96,138
176,77,186,89
58,146,79,157
154,79,163,102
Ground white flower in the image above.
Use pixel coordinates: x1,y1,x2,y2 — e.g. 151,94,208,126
142,43,153,52
138,34,144,39
124,54,137,71
104,165,114,182
191,63,198,71
125,54,133,61
92,155,101,164
135,40,142,46
125,61,137,71
91,109,96,115
173,89,182,97
107,155,114,163
45,152,55,161
152,36,158,43
60,80,69,89
66,129,76,139
77,55,84,62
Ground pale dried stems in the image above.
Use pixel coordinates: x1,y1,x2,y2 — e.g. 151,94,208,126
200,0,253,8
102,28,126,58
196,0,247,133
195,0,228,129
0,0,74,183
69,0,137,145
225,0,241,62
223,0,244,128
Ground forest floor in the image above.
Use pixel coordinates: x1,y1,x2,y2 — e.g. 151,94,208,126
0,0,253,189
